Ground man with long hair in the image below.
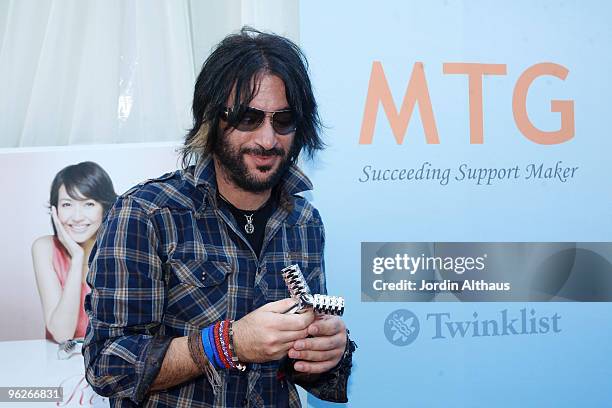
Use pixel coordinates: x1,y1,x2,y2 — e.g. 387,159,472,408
83,27,354,407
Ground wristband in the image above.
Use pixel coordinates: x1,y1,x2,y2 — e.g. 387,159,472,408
229,320,246,371
187,330,210,373
198,321,247,371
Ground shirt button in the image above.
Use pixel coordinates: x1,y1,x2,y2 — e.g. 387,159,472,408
242,398,248,406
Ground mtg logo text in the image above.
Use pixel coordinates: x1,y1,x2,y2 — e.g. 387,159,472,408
360,62,574,145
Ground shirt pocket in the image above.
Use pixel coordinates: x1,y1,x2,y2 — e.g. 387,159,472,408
165,258,231,328
169,258,230,287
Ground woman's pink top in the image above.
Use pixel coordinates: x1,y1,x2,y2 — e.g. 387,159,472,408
45,237,91,340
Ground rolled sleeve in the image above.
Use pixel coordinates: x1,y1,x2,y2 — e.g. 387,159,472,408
83,196,172,404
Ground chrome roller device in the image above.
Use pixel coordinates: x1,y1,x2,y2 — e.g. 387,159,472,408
311,294,345,316
281,264,345,316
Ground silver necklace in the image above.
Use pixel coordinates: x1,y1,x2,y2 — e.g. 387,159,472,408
243,214,255,234
218,192,266,235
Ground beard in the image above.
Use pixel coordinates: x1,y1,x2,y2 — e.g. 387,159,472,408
213,135,294,193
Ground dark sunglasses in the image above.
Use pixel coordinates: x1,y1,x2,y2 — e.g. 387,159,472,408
220,106,297,135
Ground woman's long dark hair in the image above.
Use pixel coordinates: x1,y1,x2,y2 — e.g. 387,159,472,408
180,26,324,168
49,161,117,236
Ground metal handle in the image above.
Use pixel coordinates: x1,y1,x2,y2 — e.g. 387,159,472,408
281,264,345,316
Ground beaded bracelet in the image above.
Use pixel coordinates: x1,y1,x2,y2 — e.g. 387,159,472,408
212,321,230,368
199,320,246,371
218,320,234,368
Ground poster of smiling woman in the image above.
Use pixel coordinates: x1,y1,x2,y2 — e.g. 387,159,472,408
0,144,180,407
32,162,118,345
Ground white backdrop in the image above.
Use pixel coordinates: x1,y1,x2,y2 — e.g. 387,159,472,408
0,0,299,148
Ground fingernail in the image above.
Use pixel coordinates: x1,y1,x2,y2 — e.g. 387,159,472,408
289,350,299,359
294,341,303,350
295,363,304,371
310,326,319,335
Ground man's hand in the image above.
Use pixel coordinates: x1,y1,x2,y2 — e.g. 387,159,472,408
288,315,347,374
232,298,314,363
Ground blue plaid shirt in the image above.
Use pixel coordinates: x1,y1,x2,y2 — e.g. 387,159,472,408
82,156,338,407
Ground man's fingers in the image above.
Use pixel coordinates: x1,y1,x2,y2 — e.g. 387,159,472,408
293,360,336,374
289,311,315,330
260,300,314,331
275,328,309,343
288,348,338,362
293,332,344,352
265,313,313,331
261,298,299,313
307,315,345,337
263,340,298,358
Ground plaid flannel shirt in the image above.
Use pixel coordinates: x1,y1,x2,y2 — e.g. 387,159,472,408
83,156,349,407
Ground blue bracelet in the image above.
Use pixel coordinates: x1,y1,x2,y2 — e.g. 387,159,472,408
200,325,220,369
207,324,224,368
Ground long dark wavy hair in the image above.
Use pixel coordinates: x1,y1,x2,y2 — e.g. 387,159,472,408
49,161,117,236
180,26,324,168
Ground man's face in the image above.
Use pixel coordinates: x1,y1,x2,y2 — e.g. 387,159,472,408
214,74,295,193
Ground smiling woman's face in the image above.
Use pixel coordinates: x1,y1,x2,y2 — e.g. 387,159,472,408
56,184,104,243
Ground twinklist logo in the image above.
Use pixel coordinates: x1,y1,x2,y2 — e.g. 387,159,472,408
384,309,420,346
384,308,561,346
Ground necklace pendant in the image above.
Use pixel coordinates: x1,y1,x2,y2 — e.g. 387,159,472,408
244,214,255,234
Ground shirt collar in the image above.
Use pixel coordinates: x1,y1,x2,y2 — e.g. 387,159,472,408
193,155,314,197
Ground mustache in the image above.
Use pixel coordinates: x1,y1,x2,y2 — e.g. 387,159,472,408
240,146,284,157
